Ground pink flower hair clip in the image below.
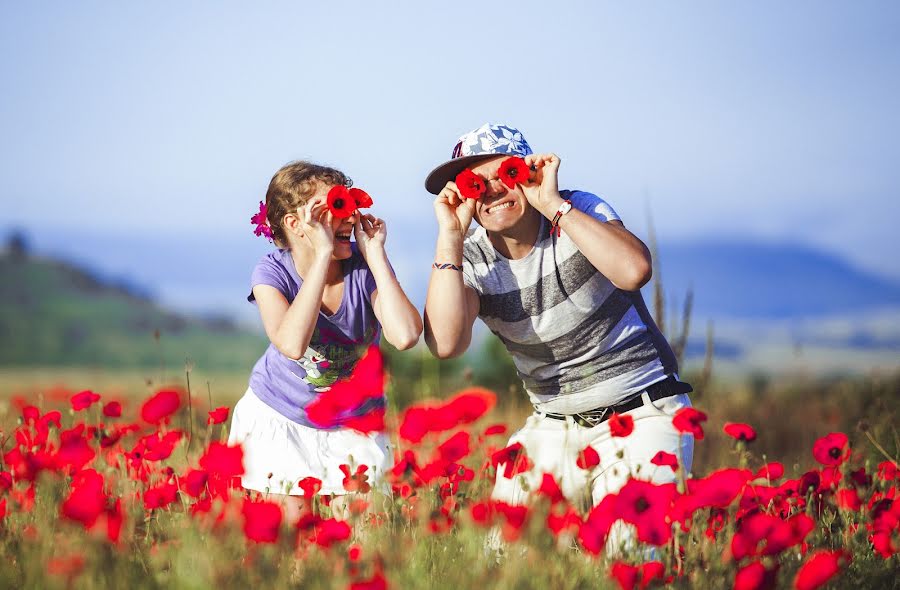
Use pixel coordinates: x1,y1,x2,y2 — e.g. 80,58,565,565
251,201,273,241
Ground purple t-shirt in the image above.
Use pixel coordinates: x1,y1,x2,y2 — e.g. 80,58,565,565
247,245,383,427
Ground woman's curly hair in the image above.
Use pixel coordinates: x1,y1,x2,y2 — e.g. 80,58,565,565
265,161,352,247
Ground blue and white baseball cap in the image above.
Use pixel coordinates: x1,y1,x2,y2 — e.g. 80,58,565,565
424,123,533,195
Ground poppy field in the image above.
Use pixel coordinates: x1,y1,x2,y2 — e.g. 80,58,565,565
0,354,897,590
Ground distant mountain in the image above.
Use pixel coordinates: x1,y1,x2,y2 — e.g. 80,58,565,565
651,240,900,319
8,226,900,323
0,250,268,369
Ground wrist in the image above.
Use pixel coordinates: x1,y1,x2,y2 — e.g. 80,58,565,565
436,232,464,259
538,193,565,219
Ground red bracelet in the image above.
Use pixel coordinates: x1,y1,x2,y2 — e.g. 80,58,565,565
549,199,573,237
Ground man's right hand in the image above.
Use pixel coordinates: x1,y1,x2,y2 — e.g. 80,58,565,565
434,181,476,238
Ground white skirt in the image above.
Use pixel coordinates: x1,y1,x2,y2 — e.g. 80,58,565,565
227,388,393,496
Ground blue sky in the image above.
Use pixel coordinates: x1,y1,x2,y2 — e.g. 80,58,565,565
2,1,899,303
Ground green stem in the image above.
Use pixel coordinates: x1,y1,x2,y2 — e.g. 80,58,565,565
864,430,898,465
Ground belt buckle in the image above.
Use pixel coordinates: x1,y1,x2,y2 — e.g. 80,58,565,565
574,406,610,427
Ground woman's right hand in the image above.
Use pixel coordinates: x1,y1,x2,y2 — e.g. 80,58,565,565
299,198,335,256
433,181,476,238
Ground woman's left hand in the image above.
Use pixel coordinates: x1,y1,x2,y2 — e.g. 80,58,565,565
354,214,387,260
521,153,563,219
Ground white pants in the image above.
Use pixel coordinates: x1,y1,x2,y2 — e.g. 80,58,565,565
491,393,693,510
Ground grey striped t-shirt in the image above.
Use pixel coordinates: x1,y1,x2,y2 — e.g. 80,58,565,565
462,190,678,414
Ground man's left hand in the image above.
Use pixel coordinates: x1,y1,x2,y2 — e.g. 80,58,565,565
521,153,564,219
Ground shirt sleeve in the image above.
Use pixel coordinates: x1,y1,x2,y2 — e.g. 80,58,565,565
565,190,621,223
248,254,292,303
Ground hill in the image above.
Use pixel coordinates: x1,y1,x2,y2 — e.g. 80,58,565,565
655,239,900,319
0,250,268,370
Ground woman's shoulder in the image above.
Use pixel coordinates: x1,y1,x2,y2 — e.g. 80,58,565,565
250,249,296,298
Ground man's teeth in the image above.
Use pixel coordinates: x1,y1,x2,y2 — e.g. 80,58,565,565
488,202,514,214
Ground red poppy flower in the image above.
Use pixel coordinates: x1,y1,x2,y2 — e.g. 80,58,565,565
207,407,229,425
547,505,581,537
181,469,209,498
327,185,355,218
812,432,850,466
54,430,96,473
579,493,617,555
877,461,898,481
754,461,784,481
494,501,529,541
672,407,708,439
650,451,679,470
198,442,244,478
609,413,635,437
349,187,373,208
497,156,530,189
350,571,388,590
491,443,533,478
455,169,486,200
609,561,666,590
616,478,679,545
251,201,272,239
576,445,601,469
445,387,496,424
724,422,757,442
437,431,471,463
143,481,178,510
537,473,565,505
469,500,494,526
102,401,122,418
734,561,778,590
306,346,384,428
794,550,849,590
298,477,323,497
61,469,106,528
340,464,372,493
242,498,282,543
835,488,861,511
483,423,508,437
140,390,181,424
70,390,101,411
342,407,386,434
309,518,352,548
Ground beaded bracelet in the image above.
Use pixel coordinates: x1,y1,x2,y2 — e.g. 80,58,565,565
432,262,463,272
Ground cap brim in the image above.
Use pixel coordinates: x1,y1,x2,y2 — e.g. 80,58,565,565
424,154,505,195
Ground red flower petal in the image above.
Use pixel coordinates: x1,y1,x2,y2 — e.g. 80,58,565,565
651,451,679,470
455,169,486,199
140,390,181,425
724,422,757,442
348,187,373,208
672,407,707,439
242,498,282,543
102,401,122,418
812,432,850,466
608,413,635,437
207,407,229,425
70,390,101,411
497,157,530,189
794,550,849,590
327,185,355,218
576,445,601,469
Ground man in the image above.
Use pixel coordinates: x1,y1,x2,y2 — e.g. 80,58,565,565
423,123,694,510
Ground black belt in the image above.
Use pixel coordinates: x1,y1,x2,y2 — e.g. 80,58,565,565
542,375,693,428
